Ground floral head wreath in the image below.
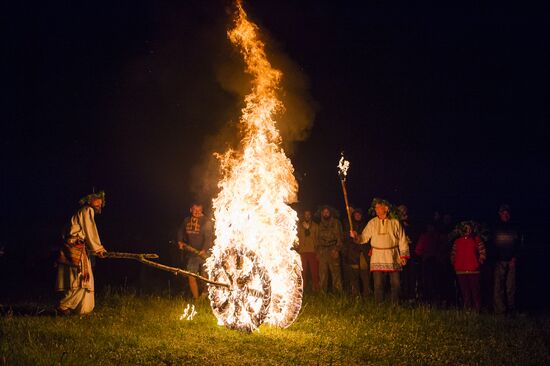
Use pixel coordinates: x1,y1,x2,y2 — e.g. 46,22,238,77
368,197,399,219
449,220,489,243
79,191,106,207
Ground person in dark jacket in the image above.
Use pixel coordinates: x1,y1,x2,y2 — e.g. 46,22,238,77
176,203,213,300
343,208,370,296
317,206,344,293
491,204,521,315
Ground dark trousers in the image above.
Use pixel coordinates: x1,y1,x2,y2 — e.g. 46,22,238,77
300,252,320,292
318,248,343,293
420,257,437,303
457,273,481,312
346,252,372,297
494,260,516,314
436,261,457,307
373,271,401,303
401,261,417,301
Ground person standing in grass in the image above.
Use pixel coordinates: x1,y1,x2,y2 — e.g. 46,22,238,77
435,213,457,307
176,203,213,300
450,221,486,312
397,204,417,302
351,198,410,303
56,191,107,315
415,223,440,303
491,204,521,315
297,209,320,292
343,208,371,297
316,206,344,293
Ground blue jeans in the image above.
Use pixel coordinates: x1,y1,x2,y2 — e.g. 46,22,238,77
373,271,401,303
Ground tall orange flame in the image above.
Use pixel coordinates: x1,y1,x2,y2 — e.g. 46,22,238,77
205,0,303,332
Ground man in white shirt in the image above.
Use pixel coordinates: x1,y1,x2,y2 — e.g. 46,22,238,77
56,192,107,315
351,199,410,303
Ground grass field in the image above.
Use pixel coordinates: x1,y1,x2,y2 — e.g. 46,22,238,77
1,292,549,365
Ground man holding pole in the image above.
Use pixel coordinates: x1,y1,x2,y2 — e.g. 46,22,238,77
351,198,410,303
176,203,213,300
56,191,107,315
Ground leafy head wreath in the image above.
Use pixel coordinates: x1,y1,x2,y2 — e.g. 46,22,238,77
79,191,106,207
368,197,399,219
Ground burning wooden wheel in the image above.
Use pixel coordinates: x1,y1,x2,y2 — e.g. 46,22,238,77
265,255,303,328
207,247,271,332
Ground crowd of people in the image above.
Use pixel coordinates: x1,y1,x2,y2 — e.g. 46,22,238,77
54,191,520,317
296,200,521,315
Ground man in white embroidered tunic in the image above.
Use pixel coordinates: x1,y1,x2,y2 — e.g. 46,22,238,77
56,192,107,315
352,199,410,303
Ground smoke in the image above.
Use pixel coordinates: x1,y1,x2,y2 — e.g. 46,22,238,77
270,49,317,154
189,12,316,207
189,118,240,211
215,32,317,153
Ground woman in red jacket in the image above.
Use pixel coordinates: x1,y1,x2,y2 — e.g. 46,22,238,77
451,222,486,312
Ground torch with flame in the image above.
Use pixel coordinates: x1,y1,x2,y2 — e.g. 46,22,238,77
338,152,353,230
204,1,303,332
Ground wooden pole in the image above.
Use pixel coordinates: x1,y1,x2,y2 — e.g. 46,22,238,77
340,178,353,230
104,252,230,288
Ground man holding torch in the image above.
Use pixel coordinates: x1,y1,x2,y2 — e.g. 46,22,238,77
351,198,410,303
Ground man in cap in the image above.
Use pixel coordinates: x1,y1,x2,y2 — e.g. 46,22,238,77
56,191,107,315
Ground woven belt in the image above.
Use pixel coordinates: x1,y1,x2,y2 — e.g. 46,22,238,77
371,246,398,250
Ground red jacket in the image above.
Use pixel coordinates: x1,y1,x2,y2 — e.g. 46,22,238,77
451,235,486,273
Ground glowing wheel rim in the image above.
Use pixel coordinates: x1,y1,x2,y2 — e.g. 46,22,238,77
279,258,303,328
207,247,271,332
265,255,303,328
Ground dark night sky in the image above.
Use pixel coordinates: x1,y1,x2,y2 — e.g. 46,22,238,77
3,0,550,255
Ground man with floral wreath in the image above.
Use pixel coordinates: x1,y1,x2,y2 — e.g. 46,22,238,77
56,191,108,315
351,198,410,303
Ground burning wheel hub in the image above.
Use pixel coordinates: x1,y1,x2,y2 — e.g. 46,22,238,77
207,247,271,332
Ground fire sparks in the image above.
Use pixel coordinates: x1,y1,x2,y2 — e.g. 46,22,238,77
205,0,303,332
179,303,197,321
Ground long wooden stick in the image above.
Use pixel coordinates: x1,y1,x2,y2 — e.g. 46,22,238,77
340,179,353,230
175,242,207,259
106,252,159,259
104,252,230,288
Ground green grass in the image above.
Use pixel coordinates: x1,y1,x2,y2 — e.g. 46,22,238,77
1,293,549,365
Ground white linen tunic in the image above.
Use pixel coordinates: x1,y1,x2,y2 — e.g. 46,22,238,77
56,206,105,314
358,217,410,272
